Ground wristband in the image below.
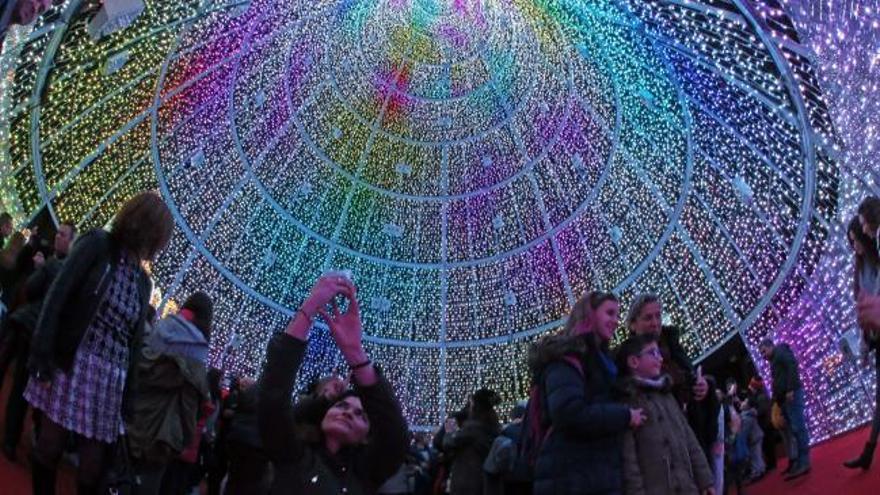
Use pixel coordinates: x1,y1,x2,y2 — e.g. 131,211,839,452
296,308,314,323
350,359,372,371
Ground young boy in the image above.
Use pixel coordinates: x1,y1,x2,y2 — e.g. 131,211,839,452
617,334,715,495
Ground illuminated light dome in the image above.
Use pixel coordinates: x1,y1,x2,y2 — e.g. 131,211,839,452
0,0,873,437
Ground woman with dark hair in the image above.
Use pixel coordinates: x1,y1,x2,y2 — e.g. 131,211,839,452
847,214,880,301
844,211,880,470
442,388,501,495
859,196,880,243
528,291,645,495
258,275,408,494
25,191,173,494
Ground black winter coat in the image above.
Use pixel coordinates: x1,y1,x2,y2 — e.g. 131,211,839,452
530,335,631,495
28,229,151,419
769,344,802,403
29,229,151,376
258,332,408,495
8,256,64,334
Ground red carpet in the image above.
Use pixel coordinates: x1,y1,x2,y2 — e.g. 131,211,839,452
749,426,879,495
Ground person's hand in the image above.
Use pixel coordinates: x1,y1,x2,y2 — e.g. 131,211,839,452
704,487,716,495
32,251,45,268
629,408,647,428
302,276,354,318
318,284,363,357
858,293,880,330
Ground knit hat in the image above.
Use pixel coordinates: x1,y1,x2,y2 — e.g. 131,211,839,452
472,388,501,409
181,291,213,339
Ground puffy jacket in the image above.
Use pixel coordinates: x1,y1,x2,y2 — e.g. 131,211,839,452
127,316,210,462
619,375,714,495
529,334,631,495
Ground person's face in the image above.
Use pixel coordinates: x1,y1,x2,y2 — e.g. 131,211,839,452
12,0,51,25
849,230,865,256
321,395,370,445
318,377,347,401
0,221,12,238
594,300,620,341
238,376,256,390
759,345,772,360
54,225,74,256
631,301,662,336
861,214,877,239
628,342,663,378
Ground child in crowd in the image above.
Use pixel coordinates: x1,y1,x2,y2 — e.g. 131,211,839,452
617,334,715,495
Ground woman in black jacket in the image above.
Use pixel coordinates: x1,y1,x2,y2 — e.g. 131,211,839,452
529,291,645,495
258,275,408,494
442,388,501,495
24,191,173,494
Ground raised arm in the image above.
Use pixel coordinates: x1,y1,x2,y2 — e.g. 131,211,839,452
257,276,351,461
320,284,409,486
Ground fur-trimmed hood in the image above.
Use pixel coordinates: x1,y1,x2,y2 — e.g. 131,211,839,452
527,333,590,374
617,374,674,399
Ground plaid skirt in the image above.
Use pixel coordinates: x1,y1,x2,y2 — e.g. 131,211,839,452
24,257,142,443
25,347,128,443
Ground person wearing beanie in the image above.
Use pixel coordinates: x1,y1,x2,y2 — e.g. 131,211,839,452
127,292,215,495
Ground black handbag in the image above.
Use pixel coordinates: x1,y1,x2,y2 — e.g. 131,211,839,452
99,435,134,495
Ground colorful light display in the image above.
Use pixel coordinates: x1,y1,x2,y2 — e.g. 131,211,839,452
0,0,873,436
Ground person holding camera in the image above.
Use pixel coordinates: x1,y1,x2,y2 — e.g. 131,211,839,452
258,275,408,494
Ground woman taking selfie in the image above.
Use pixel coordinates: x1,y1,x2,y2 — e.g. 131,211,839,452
258,275,408,493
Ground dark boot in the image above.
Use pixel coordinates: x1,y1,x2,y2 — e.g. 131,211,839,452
31,457,57,495
843,441,877,470
76,481,97,495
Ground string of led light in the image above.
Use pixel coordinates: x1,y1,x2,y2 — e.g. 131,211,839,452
0,0,867,437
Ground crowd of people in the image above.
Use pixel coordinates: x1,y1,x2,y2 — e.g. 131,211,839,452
0,190,875,495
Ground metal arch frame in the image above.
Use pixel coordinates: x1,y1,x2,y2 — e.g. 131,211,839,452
153,0,682,350
725,0,818,338
28,0,86,228
630,0,821,338
619,0,821,362
576,2,699,302
150,0,820,356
